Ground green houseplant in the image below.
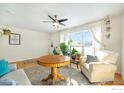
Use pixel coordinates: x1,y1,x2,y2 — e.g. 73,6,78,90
2,28,11,35
53,46,61,55
68,39,81,59
0,25,12,36
59,42,69,56
70,48,81,59
71,48,79,56
53,40,81,59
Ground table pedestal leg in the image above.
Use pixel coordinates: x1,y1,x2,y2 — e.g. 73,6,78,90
51,67,57,85
41,67,66,85
41,74,51,81
57,74,66,80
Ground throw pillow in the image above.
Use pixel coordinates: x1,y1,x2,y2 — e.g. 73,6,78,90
86,55,98,63
0,59,10,77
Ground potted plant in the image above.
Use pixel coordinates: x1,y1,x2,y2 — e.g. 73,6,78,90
53,46,62,55
59,42,69,56
70,48,81,60
2,28,11,35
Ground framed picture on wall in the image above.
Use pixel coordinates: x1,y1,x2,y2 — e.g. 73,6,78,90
9,33,21,45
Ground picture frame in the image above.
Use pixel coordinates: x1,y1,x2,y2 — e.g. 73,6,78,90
9,33,21,45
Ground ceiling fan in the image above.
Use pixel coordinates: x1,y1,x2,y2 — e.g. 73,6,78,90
43,15,68,27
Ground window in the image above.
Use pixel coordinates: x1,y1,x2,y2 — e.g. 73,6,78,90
60,22,103,56
70,31,83,46
70,31,94,56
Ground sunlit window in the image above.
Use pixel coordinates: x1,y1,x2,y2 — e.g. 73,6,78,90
70,31,94,56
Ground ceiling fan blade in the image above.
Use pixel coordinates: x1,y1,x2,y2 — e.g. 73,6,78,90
59,22,66,26
42,21,53,23
58,19,68,23
48,15,56,22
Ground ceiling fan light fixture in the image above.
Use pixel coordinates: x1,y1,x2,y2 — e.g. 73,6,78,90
43,14,68,28
53,22,59,26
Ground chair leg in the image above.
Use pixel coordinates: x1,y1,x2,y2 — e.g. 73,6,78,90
77,63,78,69
70,63,71,67
77,63,80,69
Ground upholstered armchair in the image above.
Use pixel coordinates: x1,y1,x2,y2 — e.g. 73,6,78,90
80,50,118,83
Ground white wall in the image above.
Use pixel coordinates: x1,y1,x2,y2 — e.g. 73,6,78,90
103,14,122,73
0,27,49,62
122,13,124,79
49,32,60,47
48,32,60,54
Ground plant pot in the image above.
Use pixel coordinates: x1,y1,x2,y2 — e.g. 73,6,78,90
71,55,76,60
75,54,81,60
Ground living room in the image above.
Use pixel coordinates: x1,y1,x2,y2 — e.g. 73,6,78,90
0,3,124,86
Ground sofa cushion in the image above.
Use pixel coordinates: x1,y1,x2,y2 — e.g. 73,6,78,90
86,55,98,63
89,62,117,72
1,69,31,85
0,78,18,85
96,50,118,64
0,59,10,77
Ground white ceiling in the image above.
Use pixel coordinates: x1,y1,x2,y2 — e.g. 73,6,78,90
0,3,124,32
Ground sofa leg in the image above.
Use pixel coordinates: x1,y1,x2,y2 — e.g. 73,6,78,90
76,63,80,69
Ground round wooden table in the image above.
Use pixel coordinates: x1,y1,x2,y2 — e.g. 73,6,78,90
37,55,70,85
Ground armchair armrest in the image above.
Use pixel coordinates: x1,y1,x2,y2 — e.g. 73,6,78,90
89,62,117,72
80,56,87,65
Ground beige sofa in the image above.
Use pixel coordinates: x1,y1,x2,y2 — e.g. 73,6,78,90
80,50,118,83
0,64,31,85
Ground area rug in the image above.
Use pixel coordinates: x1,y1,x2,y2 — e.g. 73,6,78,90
24,65,90,85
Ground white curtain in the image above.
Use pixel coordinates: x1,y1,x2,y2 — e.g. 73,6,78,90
88,21,105,55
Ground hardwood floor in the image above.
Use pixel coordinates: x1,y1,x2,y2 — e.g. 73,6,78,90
115,73,123,81
10,58,38,69
11,59,124,85
95,73,124,85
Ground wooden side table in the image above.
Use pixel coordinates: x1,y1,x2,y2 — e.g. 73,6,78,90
70,59,80,69
70,55,81,69
37,55,70,85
